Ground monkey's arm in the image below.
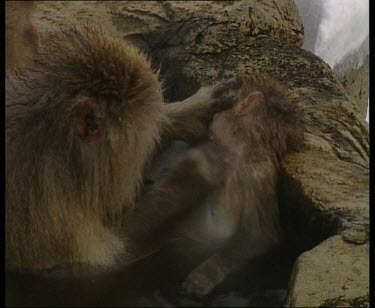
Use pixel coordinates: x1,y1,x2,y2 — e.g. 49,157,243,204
162,77,242,143
123,144,231,262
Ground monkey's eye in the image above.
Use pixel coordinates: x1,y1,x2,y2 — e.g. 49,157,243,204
74,102,107,143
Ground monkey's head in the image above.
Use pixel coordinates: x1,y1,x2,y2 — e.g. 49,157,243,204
210,74,304,158
7,26,164,210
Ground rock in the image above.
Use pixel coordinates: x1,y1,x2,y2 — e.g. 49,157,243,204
341,221,369,245
32,0,303,46
335,53,369,120
294,1,369,122
294,0,323,52
285,235,369,307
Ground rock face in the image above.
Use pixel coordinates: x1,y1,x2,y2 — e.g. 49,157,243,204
294,0,323,52
294,0,369,121
335,51,369,120
29,1,369,306
285,235,369,307
32,1,304,46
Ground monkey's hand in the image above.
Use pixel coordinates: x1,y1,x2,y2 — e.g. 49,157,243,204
187,76,244,117
210,76,244,114
163,76,243,143
182,254,230,297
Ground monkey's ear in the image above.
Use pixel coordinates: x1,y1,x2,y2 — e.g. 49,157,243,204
234,91,265,116
75,102,107,143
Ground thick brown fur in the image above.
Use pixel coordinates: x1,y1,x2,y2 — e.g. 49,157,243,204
228,73,304,157
6,25,241,274
130,74,304,296
6,1,40,71
6,26,164,271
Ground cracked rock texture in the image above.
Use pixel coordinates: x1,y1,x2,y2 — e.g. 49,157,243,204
31,1,369,306
335,53,369,121
285,235,369,307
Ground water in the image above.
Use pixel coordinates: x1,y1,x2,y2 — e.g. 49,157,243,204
6,232,314,307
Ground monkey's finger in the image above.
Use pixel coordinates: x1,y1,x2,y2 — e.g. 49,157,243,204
181,274,213,298
212,95,237,113
212,76,243,98
213,76,243,95
226,76,243,89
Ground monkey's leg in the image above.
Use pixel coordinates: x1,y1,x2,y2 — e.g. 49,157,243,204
162,77,243,143
182,231,273,297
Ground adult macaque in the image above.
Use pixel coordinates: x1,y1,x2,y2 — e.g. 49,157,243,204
126,74,304,296
5,25,242,274
6,1,40,71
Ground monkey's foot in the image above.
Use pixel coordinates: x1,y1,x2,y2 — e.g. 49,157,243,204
182,269,216,297
182,255,229,297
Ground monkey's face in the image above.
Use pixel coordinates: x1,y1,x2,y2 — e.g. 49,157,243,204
68,89,163,209
7,25,165,212
72,87,163,143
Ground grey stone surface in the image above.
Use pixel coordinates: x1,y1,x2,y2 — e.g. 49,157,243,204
335,53,369,120
285,235,369,307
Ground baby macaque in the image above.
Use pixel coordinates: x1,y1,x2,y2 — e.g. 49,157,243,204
129,74,304,296
182,74,304,296
5,25,242,274
6,1,40,71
